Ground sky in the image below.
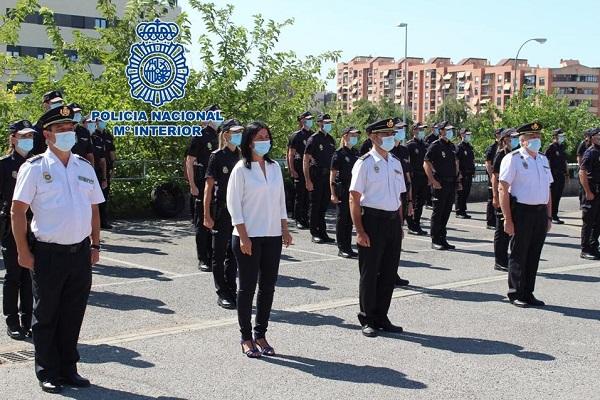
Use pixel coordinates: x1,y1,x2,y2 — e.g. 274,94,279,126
179,0,600,91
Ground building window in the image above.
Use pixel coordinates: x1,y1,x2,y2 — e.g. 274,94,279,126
497,75,502,82
497,98,502,106
6,45,20,57
497,86,502,95
475,76,479,83
95,18,107,29
474,88,479,95
539,77,545,86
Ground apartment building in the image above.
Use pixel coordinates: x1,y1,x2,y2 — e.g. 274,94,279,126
337,56,599,120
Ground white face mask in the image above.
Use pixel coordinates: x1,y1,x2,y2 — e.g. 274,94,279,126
53,131,77,152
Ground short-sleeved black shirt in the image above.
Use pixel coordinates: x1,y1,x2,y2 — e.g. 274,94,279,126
331,146,358,187
425,138,457,180
359,139,372,156
91,130,106,179
406,138,427,175
205,147,240,205
456,141,475,175
577,140,590,161
581,144,600,184
424,133,438,146
305,131,336,169
100,129,116,170
493,148,509,174
288,128,313,170
186,126,219,186
32,121,47,155
390,144,412,174
72,125,94,159
485,141,499,163
0,151,27,204
544,142,567,176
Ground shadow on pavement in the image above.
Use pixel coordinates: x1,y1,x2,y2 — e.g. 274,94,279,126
101,244,168,256
399,260,450,271
541,305,600,321
88,291,175,314
539,272,600,283
407,287,506,303
276,275,329,291
61,385,186,400
270,310,358,330
80,344,154,368
280,254,301,262
261,354,427,389
93,264,172,282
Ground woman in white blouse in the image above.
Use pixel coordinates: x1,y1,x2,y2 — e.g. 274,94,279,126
226,121,293,358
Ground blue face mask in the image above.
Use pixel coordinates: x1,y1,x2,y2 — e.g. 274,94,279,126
526,138,542,153
99,121,107,130
73,113,82,123
229,132,242,146
323,123,333,134
253,140,271,156
87,122,97,132
49,102,62,110
511,137,520,150
434,128,440,136
54,131,76,152
380,136,396,152
348,136,358,147
558,135,565,144
445,130,454,141
17,138,34,153
303,119,313,130
418,130,426,140
394,129,406,142
464,135,471,143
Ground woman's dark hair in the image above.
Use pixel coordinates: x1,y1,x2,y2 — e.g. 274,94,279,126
240,121,274,169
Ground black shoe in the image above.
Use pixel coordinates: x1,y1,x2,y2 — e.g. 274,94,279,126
442,241,455,250
349,250,358,258
296,221,307,230
455,213,471,219
580,252,600,260
526,296,545,307
486,225,496,230
198,261,212,272
21,326,32,338
494,264,509,272
39,379,63,393
362,325,378,337
321,235,335,243
510,299,529,308
416,229,428,236
7,326,25,340
551,218,564,225
311,236,324,244
60,372,91,388
395,276,410,286
431,243,448,250
377,323,404,333
217,297,236,310
337,250,353,258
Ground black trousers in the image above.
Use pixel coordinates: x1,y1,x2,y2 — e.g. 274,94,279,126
309,169,331,238
550,174,565,219
99,185,110,226
211,206,237,301
508,203,547,301
407,176,428,231
425,185,432,207
2,231,32,329
494,208,510,268
580,194,600,253
193,190,212,265
335,187,353,252
430,182,456,244
357,210,402,326
232,235,282,341
293,171,309,226
31,239,92,381
486,180,495,227
455,174,473,215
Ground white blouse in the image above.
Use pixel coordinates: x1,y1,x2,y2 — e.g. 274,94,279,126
226,159,288,237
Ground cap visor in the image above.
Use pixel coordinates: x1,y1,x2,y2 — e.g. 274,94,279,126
43,118,73,128
17,128,36,134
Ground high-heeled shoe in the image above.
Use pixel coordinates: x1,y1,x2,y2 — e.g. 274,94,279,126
254,337,275,356
240,340,261,358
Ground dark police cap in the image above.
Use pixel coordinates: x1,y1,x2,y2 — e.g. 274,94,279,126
221,118,244,132
459,128,469,135
413,122,427,129
343,126,360,135
317,113,333,122
42,90,63,103
297,111,313,122
584,127,599,137
552,128,564,135
437,120,451,130
394,120,408,129
516,121,542,136
39,105,74,129
67,102,82,112
366,118,397,134
9,119,35,134
203,104,219,112
500,128,516,138
495,127,505,135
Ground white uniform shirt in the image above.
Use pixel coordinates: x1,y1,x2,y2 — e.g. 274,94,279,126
13,149,105,245
350,148,406,211
499,147,553,205
226,160,288,237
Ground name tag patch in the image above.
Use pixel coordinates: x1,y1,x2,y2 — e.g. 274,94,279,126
78,176,94,184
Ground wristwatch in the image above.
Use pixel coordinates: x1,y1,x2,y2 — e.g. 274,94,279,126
91,244,101,251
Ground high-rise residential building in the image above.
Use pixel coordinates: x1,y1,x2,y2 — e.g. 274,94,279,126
337,56,600,120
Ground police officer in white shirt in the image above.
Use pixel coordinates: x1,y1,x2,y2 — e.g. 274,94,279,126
350,118,407,337
11,105,104,393
499,122,552,308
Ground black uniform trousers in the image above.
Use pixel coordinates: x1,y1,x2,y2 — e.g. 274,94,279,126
550,174,565,219
99,184,110,226
309,168,331,238
407,175,428,232
357,208,402,327
580,190,600,254
455,174,473,215
2,231,32,329
232,235,282,341
430,181,456,244
211,205,237,301
31,238,92,381
486,178,496,227
335,185,352,252
508,203,547,301
494,208,510,268
293,171,310,226
193,180,212,265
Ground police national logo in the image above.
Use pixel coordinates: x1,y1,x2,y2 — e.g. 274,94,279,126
126,19,189,107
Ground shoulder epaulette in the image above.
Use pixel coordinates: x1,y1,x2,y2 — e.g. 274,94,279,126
359,153,371,161
390,153,401,162
211,148,220,154
510,149,521,156
74,154,92,165
27,154,43,163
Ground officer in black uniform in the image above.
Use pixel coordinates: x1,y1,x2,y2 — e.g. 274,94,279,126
578,128,600,260
287,111,314,229
455,128,475,219
67,103,94,165
1,120,34,340
484,128,503,229
544,128,568,224
576,130,592,166
330,126,360,258
491,128,517,272
424,121,458,250
406,122,429,235
98,119,116,229
84,118,110,229
33,91,65,155
203,119,242,308
423,122,440,209
304,113,336,244
186,105,220,271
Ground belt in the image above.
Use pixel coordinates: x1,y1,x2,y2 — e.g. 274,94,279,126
34,238,90,254
514,202,546,211
311,166,330,175
361,206,399,220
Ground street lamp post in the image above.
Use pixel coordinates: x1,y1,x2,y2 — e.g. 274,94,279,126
513,38,547,94
397,23,408,124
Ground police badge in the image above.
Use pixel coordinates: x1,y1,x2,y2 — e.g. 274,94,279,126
442,151,446,158
319,144,323,151
43,172,52,182
222,166,229,174
345,156,349,162
207,143,212,150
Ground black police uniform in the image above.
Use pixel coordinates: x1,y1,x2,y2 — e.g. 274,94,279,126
545,140,567,221
331,146,358,254
492,147,510,269
1,151,33,334
186,126,219,266
455,140,475,217
205,147,239,303
579,144,600,256
390,143,412,220
99,128,116,226
288,128,313,226
484,140,499,227
359,139,373,156
425,138,457,246
406,136,428,233
91,129,109,227
577,137,592,203
305,130,336,240
72,125,94,160
423,132,438,207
